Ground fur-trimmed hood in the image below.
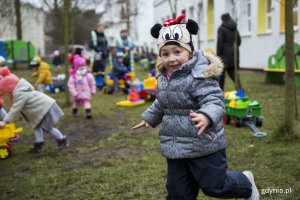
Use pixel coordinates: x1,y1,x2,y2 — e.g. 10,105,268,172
158,50,224,79
190,50,224,78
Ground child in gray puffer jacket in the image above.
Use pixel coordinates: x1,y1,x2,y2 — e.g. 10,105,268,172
132,14,259,200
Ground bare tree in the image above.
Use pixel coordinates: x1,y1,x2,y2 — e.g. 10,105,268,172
63,0,71,106
283,0,297,135
44,0,103,51
0,0,21,39
168,0,178,18
14,0,22,40
117,0,138,35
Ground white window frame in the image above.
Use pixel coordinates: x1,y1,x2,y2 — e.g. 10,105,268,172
189,6,194,20
198,2,205,41
246,0,251,33
266,0,272,32
238,0,252,36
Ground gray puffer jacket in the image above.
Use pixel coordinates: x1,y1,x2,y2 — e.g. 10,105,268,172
141,50,227,159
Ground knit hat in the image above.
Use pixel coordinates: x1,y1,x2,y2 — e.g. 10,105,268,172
150,13,199,55
221,13,231,21
0,67,20,95
54,50,60,56
73,56,86,70
30,56,42,65
116,51,124,58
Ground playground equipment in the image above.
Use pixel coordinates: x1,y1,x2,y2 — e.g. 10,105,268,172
224,90,267,137
0,40,35,69
102,71,135,95
264,43,300,87
116,75,157,107
0,123,23,159
116,87,146,107
46,74,66,93
93,71,105,89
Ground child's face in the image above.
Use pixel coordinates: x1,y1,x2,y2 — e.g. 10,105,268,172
77,66,87,71
76,66,88,76
117,57,124,62
160,45,191,73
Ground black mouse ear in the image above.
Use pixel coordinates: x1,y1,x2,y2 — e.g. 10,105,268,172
150,24,163,38
186,19,199,35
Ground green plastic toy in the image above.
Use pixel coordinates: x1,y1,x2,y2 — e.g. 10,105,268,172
265,43,300,87
224,91,267,137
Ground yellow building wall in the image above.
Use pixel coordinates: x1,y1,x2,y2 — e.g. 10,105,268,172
207,0,214,39
280,0,285,32
257,0,266,33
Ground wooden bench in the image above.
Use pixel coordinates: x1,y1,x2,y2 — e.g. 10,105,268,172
264,68,300,87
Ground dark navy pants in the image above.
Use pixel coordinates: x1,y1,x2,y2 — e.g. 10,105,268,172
166,149,252,200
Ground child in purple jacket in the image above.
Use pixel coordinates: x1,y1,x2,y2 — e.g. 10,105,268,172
68,56,96,119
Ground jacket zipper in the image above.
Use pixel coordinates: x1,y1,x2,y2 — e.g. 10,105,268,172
165,74,176,158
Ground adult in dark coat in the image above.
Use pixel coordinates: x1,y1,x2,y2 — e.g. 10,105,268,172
90,24,109,70
217,13,242,90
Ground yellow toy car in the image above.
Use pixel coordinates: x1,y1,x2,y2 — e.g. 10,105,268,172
0,123,23,159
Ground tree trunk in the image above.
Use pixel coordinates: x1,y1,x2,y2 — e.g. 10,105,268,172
168,0,177,19
14,0,22,40
197,3,201,49
126,0,130,34
284,0,296,134
64,0,71,106
234,30,238,90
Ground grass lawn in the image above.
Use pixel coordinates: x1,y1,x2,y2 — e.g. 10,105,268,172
0,66,299,200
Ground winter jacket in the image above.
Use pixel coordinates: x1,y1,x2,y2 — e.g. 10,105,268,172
4,78,56,128
116,36,135,52
68,72,96,100
32,61,53,85
112,59,126,76
90,30,109,59
52,55,63,66
141,50,226,159
217,19,241,68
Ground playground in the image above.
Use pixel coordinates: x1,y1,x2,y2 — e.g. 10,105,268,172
0,67,299,200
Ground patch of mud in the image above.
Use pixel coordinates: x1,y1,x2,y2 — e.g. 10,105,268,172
61,111,126,145
68,147,160,169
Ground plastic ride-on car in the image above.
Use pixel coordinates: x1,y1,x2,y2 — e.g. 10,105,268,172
0,123,23,159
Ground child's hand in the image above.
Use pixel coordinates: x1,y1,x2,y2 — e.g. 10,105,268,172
190,110,209,136
0,121,7,128
131,120,150,130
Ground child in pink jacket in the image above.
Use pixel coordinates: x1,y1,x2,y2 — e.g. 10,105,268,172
68,56,96,119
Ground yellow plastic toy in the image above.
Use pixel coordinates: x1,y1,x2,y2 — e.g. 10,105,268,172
116,87,145,107
116,99,145,107
143,75,157,90
0,123,23,159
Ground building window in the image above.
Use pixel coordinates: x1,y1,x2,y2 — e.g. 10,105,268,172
189,6,194,20
266,0,272,30
198,2,205,41
257,0,273,33
239,0,252,34
280,0,298,31
293,0,298,30
247,1,252,31
207,0,214,40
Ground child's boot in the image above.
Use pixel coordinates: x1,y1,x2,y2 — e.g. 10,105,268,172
29,142,44,153
85,109,92,119
72,108,78,116
57,136,70,150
